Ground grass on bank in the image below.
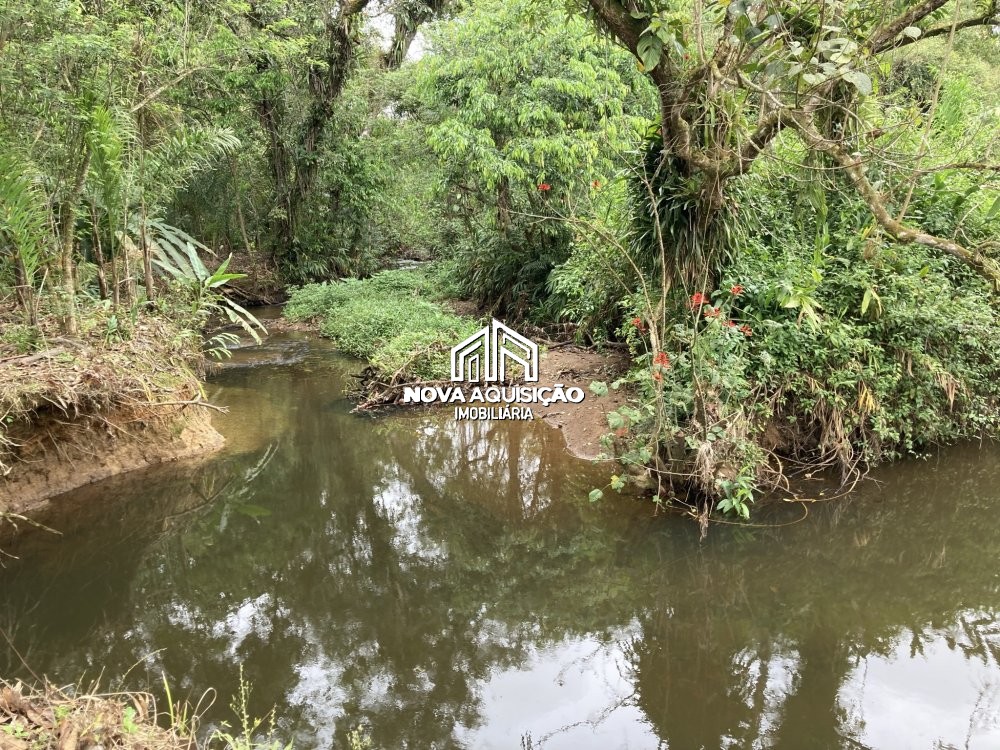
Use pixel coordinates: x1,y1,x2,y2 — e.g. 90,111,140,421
0,298,207,476
0,671,308,750
284,267,479,382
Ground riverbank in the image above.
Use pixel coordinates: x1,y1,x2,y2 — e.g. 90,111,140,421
0,680,191,750
0,306,225,513
283,269,629,459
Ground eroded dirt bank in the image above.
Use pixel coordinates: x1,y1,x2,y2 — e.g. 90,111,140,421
0,310,225,514
535,345,628,460
0,406,224,514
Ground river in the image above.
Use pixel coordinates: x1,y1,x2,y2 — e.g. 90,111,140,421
2,329,1000,749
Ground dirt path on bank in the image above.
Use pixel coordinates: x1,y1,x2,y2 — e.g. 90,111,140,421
535,345,629,460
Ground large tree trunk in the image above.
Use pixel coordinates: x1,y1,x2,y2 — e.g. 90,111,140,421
585,0,1000,287
250,0,371,263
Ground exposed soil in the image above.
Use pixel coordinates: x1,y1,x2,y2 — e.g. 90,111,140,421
0,305,226,513
0,406,224,515
535,344,629,460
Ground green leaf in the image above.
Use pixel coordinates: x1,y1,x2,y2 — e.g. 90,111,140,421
842,70,872,96
208,272,247,288
184,242,209,281
588,488,604,503
985,195,1000,221
637,34,663,71
589,380,609,396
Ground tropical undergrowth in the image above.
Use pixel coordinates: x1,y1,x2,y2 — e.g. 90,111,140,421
285,267,479,389
587,153,1000,520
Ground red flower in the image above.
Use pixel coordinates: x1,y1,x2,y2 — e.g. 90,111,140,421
724,319,737,328
689,292,709,308
731,284,744,296
630,316,644,330
739,324,753,337
653,351,670,368
538,183,551,191
703,306,721,318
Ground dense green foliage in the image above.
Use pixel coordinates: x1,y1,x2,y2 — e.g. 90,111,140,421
404,0,656,318
287,268,478,380
4,0,1000,517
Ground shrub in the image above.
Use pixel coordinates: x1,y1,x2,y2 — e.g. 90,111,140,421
285,265,479,381
320,296,451,359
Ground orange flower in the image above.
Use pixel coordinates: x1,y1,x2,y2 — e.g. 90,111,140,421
592,180,601,188
653,351,670,368
652,370,664,382
704,306,721,318
731,284,744,295
689,292,709,308
739,324,753,337
538,183,551,191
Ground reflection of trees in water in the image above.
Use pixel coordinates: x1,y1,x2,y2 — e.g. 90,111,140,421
0,377,643,748
624,448,1000,749
6,357,1000,748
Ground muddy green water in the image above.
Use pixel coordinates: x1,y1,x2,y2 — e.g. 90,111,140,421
3,331,1000,749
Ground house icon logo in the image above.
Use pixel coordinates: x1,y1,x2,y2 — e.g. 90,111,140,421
451,319,539,383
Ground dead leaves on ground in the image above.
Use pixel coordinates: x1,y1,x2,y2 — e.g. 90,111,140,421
0,681,187,750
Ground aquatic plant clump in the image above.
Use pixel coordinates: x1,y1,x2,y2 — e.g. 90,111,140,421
285,268,480,386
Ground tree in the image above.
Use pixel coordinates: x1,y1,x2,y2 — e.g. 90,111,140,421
579,0,1000,286
233,0,450,268
409,0,655,313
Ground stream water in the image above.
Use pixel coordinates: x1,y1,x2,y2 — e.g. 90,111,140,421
3,330,1000,749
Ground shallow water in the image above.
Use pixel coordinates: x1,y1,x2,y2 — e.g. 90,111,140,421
3,331,1000,749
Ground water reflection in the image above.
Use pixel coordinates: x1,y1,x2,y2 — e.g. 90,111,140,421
3,334,1000,749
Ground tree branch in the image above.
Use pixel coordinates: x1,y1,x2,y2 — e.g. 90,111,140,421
586,0,672,88
129,67,206,114
869,0,950,50
728,110,787,177
871,0,997,52
789,111,1000,288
